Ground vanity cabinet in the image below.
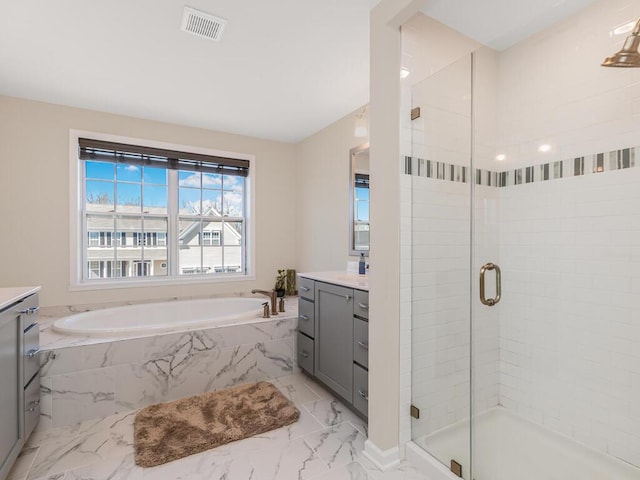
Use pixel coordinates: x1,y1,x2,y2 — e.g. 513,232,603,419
0,290,40,480
296,276,368,419
314,282,354,400
0,306,21,480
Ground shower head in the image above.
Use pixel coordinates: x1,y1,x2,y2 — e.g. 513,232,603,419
602,18,640,67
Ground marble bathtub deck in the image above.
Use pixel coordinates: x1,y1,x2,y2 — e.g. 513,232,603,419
38,296,299,351
8,373,430,480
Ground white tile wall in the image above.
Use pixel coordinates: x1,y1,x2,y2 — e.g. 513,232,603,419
410,175,472,439
498,169,640,467
496,0,640,170
493,0,640,468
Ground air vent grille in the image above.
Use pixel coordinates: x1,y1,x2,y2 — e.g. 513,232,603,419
181,7,227,42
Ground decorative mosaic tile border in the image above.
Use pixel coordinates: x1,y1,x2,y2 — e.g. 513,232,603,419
403,147,637,187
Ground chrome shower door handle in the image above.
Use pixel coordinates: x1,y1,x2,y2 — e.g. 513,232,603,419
479,262,501,306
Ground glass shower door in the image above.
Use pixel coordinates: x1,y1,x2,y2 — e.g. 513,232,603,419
409,53,473,479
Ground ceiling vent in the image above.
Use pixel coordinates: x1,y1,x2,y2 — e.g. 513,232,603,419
181,7,227,42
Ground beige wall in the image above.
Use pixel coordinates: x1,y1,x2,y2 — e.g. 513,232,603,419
368,0,425,454
294,106,369,273
0,95,296,307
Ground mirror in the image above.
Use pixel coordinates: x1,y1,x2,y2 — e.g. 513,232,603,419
349,144,370,255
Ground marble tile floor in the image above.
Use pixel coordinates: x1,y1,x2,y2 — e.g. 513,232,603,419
8,373,431,480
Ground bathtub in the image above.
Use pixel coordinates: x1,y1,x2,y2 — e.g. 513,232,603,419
52,296,267,336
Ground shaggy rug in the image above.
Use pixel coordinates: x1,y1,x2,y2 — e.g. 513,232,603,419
134,381,300,467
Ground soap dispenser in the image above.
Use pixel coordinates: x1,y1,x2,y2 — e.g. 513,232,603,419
359,252,366,275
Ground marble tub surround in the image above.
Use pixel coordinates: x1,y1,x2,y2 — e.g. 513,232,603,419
7,373,429,480
0,286,41,309
36,301,299,431
298,272,369,291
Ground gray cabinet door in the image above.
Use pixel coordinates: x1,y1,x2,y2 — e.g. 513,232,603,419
0,307,22,480
314,282,353,401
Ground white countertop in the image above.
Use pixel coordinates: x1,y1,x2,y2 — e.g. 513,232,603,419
298,271,369,291
0,286,41,311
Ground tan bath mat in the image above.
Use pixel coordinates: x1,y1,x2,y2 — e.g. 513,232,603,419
134,381,299,467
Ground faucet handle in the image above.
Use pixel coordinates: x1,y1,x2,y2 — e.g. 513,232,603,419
278,297,285,313
262,302,270,318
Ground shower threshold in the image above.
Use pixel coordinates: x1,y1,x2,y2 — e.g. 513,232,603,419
410,407,638,480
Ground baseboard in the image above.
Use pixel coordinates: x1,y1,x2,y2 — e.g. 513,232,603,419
362,440,402,471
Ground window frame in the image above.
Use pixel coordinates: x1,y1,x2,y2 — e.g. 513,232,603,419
69,130,255,290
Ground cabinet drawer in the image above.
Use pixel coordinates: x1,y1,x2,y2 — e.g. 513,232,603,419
23,321,40,386
353,317,369,369
297,332,314,374
298,298,315,338
353,290,369,319
24,371,40,438
19,293,39,330
352,364,368,418
298,277,315,301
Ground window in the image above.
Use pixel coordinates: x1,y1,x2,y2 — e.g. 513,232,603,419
78,137,250,283
202,230,221,246
353,173,370,252
88,261,128,278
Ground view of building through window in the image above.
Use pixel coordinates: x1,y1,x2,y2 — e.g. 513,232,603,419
82,146,247,281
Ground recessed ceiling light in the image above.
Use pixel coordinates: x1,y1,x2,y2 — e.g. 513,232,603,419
400,68,411,79
538,144,552,153
495,154,506,161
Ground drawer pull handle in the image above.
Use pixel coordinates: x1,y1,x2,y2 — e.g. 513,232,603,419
299,351,309,358
344,295,351,300
357,341,369,350
358,389,368,401
27,400,41,412
24,322,39,333
358,303,369,309
299,315,310,321
19,306,39,315
301,286,310,292
27,348,41,358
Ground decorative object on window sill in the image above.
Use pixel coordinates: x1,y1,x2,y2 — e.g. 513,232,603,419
274,269,286,297
285,269,297,296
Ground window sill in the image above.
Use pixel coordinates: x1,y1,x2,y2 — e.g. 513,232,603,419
69,273,256,292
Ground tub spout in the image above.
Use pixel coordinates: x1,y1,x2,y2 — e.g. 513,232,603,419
251,289,278,316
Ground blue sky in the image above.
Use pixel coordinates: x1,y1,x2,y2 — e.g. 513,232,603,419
85,162,244,214
355,185,369,221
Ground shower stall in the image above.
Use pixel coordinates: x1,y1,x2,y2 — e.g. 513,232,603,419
402,2,640,479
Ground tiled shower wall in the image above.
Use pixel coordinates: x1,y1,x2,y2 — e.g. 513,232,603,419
498,168,640,466
409,176,471,439
495,0,640,467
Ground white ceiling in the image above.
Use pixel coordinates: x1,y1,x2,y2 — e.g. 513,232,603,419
0,1,603,144
0,0,378,143
421,0,599,51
